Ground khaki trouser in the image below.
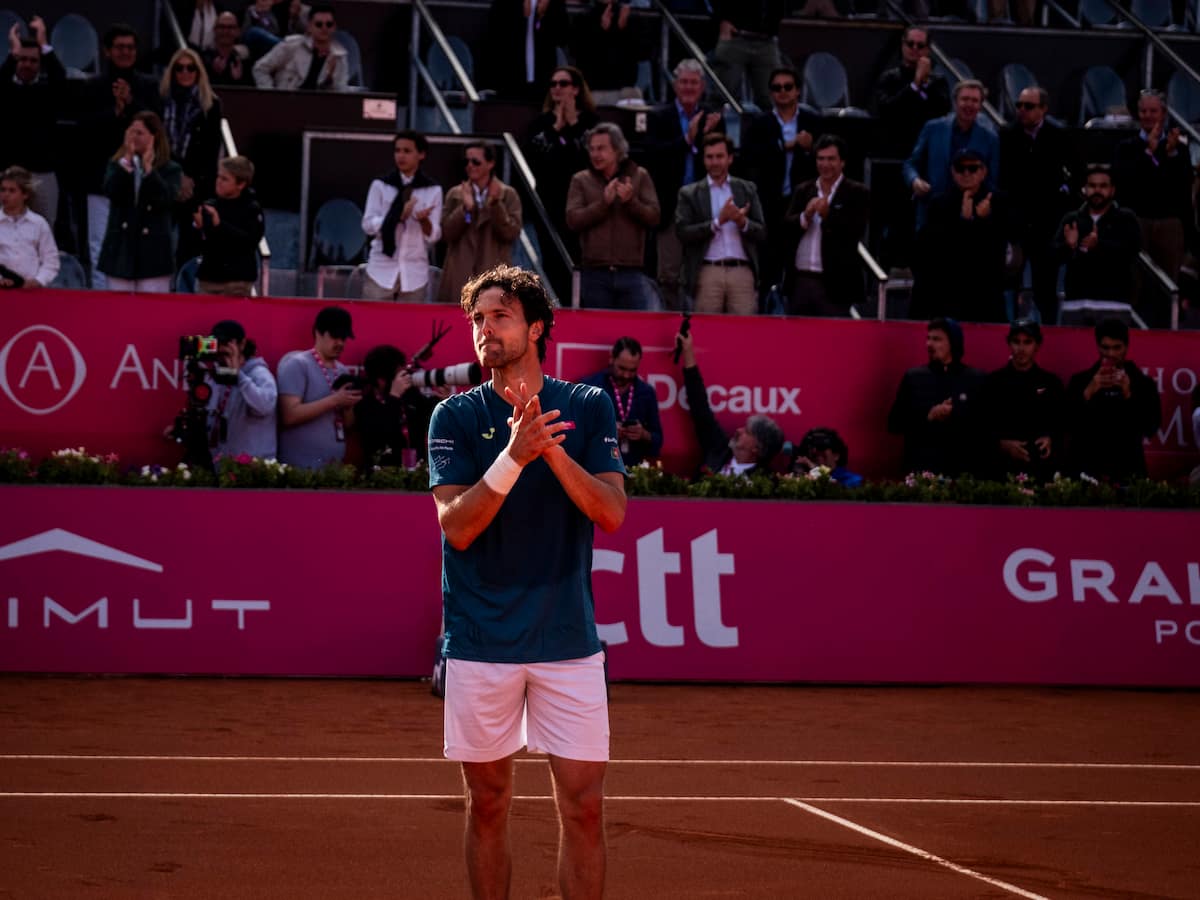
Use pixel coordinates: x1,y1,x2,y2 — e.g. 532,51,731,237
364,273,427,303
198,279,255,296
694,264,757,315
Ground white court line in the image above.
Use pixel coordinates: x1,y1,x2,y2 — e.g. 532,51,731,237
1,792,1198,807
784,799,1050,900
3,754,1199,770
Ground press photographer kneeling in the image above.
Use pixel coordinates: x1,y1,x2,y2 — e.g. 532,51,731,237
354,344,446,469
167,319,278,466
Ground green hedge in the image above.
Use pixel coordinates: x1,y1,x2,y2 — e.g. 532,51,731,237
3,448,1198,508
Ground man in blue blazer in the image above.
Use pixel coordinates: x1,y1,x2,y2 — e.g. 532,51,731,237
903,79,999,231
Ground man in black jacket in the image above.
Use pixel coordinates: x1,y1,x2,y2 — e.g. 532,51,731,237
738,66,819,294
675,328,784,478
194,156,265,295
0,17,66,226
999,87,1076,325
980,319,1065,481
887,317,986,477
1054,165,1141,311
1065,318,1161,482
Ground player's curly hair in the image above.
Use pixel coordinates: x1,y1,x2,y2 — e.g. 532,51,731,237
460,265,556,362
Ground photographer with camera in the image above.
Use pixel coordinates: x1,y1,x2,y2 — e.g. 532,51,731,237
580,336,662,467
354,344,445,469
674,323,784,477
204,319,278,459
193,156,265,295
791,427,863,487
277,306,360,469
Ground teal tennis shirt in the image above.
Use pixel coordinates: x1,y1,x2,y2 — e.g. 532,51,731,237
428,377,626,663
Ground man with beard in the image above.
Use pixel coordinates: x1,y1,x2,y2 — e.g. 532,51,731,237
427,264,626,900
580,336,663,467
979,319,1065,481
1054,165,1141,311
887,316,986,476
277,306,361,469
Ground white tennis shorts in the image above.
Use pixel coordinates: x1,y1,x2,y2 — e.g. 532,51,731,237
444,651,609,763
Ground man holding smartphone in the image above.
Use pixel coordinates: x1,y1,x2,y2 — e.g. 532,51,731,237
580,336,664,467
1065,318,1161,482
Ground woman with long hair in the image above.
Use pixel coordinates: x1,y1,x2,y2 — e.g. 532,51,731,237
161,46,223,265
97,111,183,292
525,65,598,281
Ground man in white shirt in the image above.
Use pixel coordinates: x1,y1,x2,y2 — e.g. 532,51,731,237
0,166,59,289
675,133,766,315
783,134,870,316
361,129,443,302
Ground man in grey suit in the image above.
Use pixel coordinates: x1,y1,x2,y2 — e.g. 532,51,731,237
675,133,767,315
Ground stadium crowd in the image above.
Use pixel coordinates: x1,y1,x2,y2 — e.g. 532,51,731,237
1,2,1198,484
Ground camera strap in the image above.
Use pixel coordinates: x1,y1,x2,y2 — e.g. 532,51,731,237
209,385,232,448
312,350,346,441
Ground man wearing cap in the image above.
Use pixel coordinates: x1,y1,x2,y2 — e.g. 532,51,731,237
207,320,278,460
903,79,999,233
277,306,362,469
887,316,986,476
674,327,785,477
913,146,1009,323
979,319,1064,481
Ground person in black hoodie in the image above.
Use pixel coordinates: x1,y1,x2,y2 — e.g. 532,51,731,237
887,316,986,477
1065,318,1161,482
979,318,1065,482
194,156,265,295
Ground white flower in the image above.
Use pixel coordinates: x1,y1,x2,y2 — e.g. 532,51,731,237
806,465,832,481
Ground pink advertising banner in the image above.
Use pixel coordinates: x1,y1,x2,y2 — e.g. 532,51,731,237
1,486,1196,685
1,290,1198,479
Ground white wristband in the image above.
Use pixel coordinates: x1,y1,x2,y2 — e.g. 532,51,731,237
482,450,521,495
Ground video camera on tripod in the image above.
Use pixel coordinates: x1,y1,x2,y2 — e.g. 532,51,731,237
170,333,241,469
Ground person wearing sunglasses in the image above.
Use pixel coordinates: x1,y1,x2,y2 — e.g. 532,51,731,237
160,47,223,266
202,13,253,87
440,141,524,302
874,27,949,159
903,78,999,235
912,147,1009,324
999,86,1075,326
252,2,348,91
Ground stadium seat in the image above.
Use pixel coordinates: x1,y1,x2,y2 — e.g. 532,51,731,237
998,62,1037,120
333,30,363,89
174,256,202,293
1122,0,1173,28
49,252,87,289
309,198,366,269
50,13,99,78
1079,0,1118,26
800,51,869,117
428,35,476,99
1079,65,1130,126
0,9,23,66
935,57,974,88
1167,70,1200,124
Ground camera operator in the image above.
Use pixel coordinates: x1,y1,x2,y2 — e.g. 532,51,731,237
580,336,663,467
193,156,265,295
354,343,444,469
278,306,361,469
674,325,784,478
206,319,278,459
791,427,863,487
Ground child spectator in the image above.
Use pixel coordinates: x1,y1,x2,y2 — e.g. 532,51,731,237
0,166,59,289
194,156,265,296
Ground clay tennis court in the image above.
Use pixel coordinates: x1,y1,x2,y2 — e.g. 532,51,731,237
2,676,1198,899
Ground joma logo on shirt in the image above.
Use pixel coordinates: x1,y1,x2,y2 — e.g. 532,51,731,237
481,427,495,439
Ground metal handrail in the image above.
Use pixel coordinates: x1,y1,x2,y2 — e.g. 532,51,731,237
1041,0,1082,27
1137,250,1181,330
159,0,187,50
883,0,1003,128
409,0,481,130
857,241,892,321
650,0,743,115
501,132,579,307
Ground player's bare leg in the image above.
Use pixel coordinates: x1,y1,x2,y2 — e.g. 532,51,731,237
549,755,607,900
462,756,516,900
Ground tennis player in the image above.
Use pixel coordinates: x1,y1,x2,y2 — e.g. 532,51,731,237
428,264,627,899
